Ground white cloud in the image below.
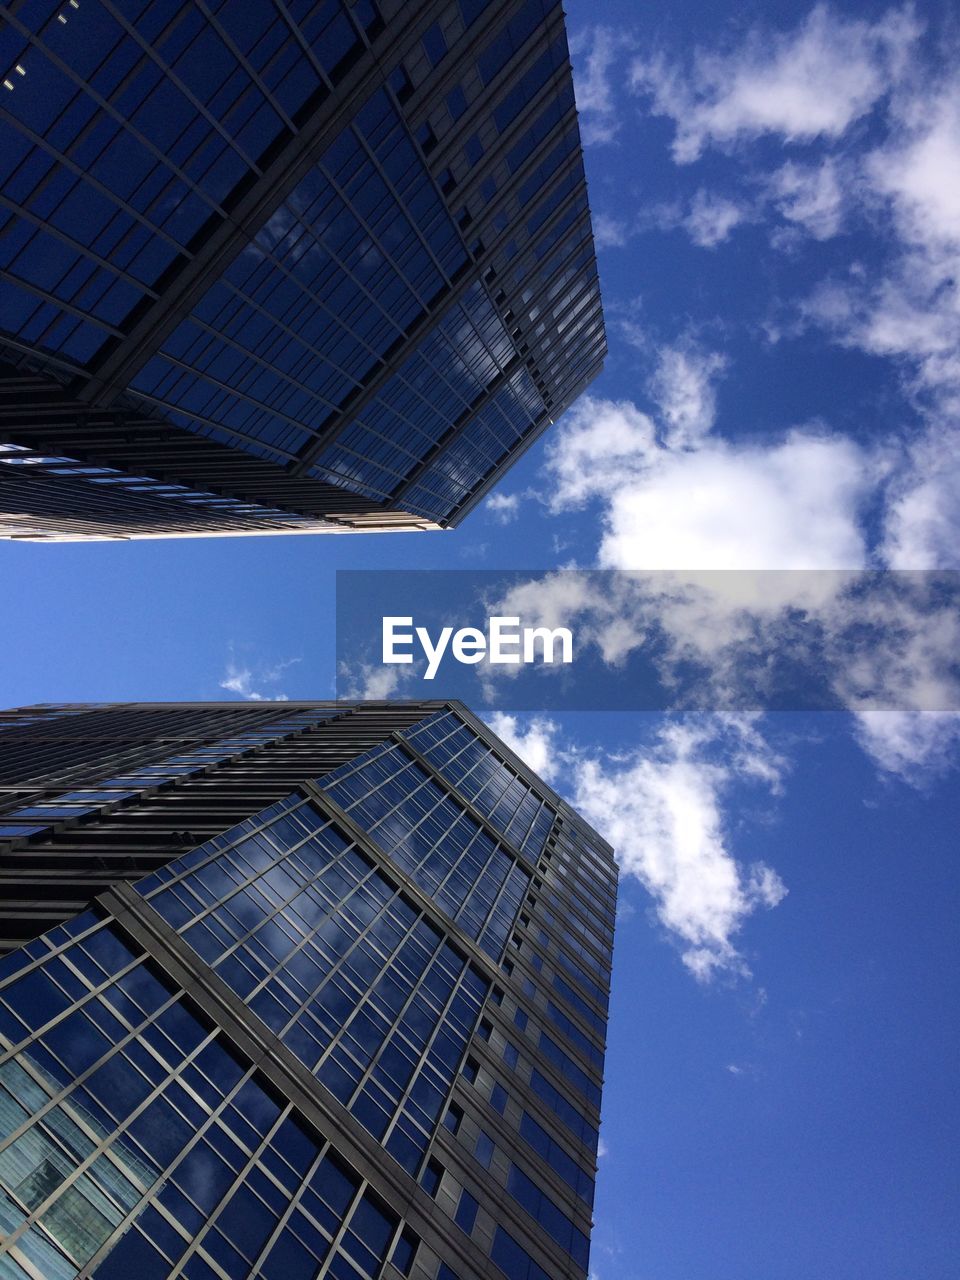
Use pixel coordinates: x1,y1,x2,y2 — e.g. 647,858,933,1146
485,492,521,524
545,393,875,572
630,5,921,163
528,380,959,781
530,12,960,791
593,212,631,250
219,651,299,701
796,86,960,648
802,81,960,406
683,189,750,247
597,431,872,572
486,712,788,980
853,710,960,783
485,561,960,786
571,716,788,981
570,27,632,145
803,257,960,405
337,660,414,701
488,712,561,783
881,424,960,569
769,157,847,239
648,343,728,449
545,396,659,511
870,81,960,251
592,193,751,252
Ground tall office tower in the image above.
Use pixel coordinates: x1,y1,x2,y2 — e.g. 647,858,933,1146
0,701,617,1280
0,0,605,541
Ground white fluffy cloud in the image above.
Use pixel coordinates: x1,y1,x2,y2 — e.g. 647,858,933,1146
853,710,960,783
870,82,960,251
617,11,960,592
597,431,872,572
592,212,631,249
803,80,960,404
793,81,960,579
533,360,958,779
630,5,920,162
545,395,658,511
881,425,960,569
337,660,415,700
545,389,875,573
570,717,788,981
486,711,788,980
487,712,561,783
554,6,960,792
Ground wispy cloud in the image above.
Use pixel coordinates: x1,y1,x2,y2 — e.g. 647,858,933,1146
584,7,960,600
336,659,416,701
648,342,728,449
485,492,522,525
569,26,635,145
630,5,920,162
493,711,788,982
768,157,848,241
219,648,300,701
488,306,958,782
592,192,754,252
683,189,751,247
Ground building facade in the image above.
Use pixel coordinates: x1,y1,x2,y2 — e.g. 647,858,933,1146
0,701,617,1280
0,0,605,540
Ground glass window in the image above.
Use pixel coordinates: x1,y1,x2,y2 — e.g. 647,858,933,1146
455,1187,479,1234
422,23,448,67
420,1158,443,1197
391,1229,418,1275
474,1130,495,1169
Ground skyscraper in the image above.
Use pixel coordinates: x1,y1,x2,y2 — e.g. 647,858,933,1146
0,701,617,1280
0,0,605,541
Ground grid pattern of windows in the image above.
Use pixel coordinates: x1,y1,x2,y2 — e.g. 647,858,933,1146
132,86,470,465
400,367,544,518
311,283,520,505
403,709,556,857
0,0,375,367
519,1109,594,1205
138,794,489,1175
323,741,531,958
506,1159,589,1267
0,915,408,1280
0,700,617,1280
0,440,333,540
0,708,333,837
529,1067,599,1153
0,703,449,957
0,0,605,539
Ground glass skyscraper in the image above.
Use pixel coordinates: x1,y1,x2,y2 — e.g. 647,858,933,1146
0,0,605,541
0,700,617,1280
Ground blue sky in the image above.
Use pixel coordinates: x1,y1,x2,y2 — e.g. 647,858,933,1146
2,1,959,1276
